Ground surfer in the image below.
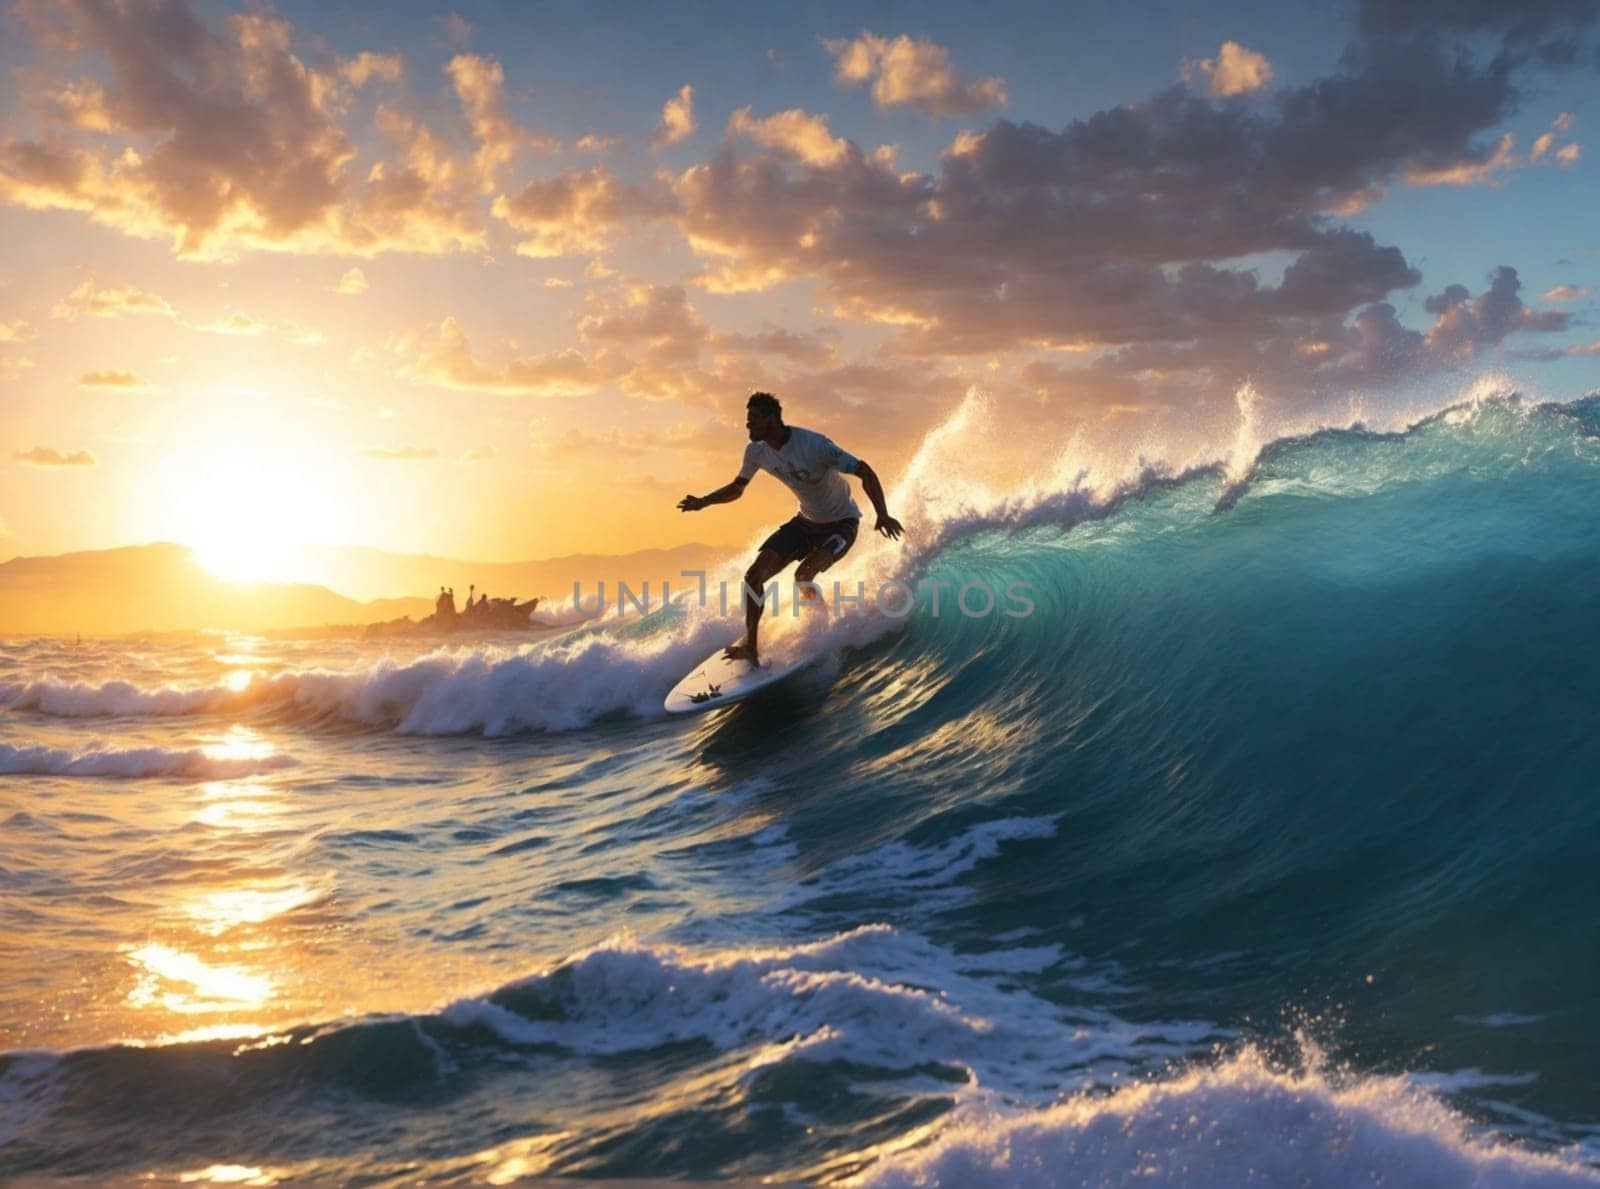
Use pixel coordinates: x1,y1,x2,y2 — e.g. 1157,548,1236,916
678,392,904,666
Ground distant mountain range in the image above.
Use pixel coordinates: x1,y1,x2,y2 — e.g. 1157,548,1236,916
0,541,732,637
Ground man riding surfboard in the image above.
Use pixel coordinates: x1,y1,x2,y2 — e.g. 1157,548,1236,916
678,392,904,667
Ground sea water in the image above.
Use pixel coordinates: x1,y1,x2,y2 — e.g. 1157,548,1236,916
3,392,1600,1184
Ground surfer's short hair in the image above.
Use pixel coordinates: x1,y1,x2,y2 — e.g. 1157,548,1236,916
747,391,782,418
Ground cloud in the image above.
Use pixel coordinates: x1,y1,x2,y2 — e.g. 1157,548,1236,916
396,316,616,395
437,12,473,49
0,321,37,343
0,357,36,381
1402,131,1516,186
727,107,852,168
578,282,708,363
1,5,354,257
712,325,836,365
823,31,1006,116
52,279,175,320
1184,41,1275,97
492,166,676,257
655,84,697,147
363,445,440,461
13,446,95,467
1,0,486,258
447,53,555,191
462,445,496,462
78,369,151,389
1542,284,1591,301
335,267,370,295
51,278,312,343
1355,0,1600,65
341,51,402,88
193,312,269,336
36,78,115,131
1421,265,1569,360
358,107,487,254
671,33,1524,372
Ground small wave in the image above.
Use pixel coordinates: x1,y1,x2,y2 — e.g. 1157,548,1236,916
443,925,1208,1098
0,741,298,780
851,1048,1600,1188
0,676,265,717
780,815,1061,915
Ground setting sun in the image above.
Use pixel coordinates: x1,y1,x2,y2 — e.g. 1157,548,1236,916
160,430,353,585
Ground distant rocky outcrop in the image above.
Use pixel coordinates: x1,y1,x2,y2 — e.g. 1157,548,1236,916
0,543,429,637
364,597,547,638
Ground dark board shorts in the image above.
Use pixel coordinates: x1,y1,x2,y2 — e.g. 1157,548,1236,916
761,515,860,568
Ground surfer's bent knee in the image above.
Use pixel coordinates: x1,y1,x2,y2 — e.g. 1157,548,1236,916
745,548,785,587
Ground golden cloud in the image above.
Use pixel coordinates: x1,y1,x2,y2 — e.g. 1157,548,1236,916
52,279,175,320
341,52,403,88
823,31,1006,115
14,445,95,467
335,267,370,295
37,78,116,132
77,369,151,389
728,107,850,168
396,316,616,395
1183,41,1274,98
492,166,676,257
0,2,486,259
194,312,269,336
447,53,555,192
1402,132,1515,186
578,283,708,363
655,84,697,147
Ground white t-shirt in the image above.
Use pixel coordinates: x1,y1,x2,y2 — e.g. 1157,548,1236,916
738,426,863,523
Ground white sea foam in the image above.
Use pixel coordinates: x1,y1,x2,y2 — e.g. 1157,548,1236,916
851,1049,1600,1189
0,676,260,717
780,815,1061,915
0,592,897,734
0,740,297,779
442,925,1210,1100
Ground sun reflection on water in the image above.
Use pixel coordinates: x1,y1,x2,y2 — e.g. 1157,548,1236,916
184,883,324,934
204,725,277,762
177,1163,283,1185
222,669,255,692
124,942,275,1014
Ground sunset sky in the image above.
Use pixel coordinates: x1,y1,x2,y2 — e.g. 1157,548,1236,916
1,0,1597,581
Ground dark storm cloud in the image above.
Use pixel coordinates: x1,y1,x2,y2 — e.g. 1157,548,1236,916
675,36,1517,366
1356,0,1600,65
669,19,1583,424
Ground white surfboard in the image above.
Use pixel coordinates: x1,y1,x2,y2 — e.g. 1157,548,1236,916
664,646,813,714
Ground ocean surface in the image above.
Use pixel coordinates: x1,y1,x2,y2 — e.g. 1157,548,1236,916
4,392,1600,1185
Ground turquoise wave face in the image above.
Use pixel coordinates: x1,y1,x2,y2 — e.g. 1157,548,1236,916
786,394,1600,1124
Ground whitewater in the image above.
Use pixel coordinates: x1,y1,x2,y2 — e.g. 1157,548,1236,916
3,389,1600,1184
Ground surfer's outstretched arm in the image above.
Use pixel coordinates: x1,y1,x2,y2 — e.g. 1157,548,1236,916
678,476,749,512
852,461,905,540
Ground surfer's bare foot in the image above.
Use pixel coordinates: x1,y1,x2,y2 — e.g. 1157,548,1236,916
722,641,760,666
